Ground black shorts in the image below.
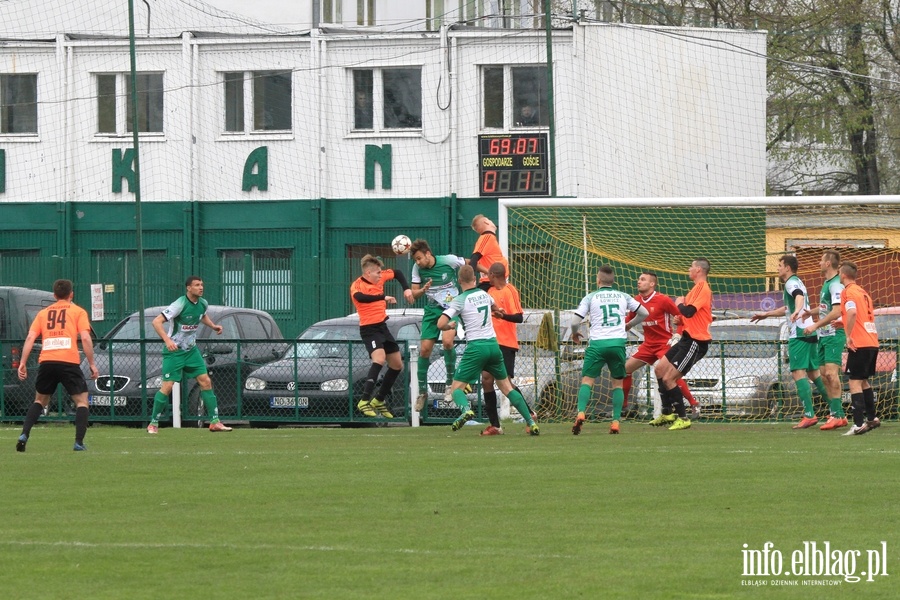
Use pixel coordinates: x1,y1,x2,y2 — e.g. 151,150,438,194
35,361,88,396
845,347,878,380
664,334,709,377
359,321,399,357
498,345,517,378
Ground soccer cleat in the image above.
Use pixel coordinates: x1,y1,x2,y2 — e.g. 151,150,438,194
450,410,475,432
147,424,159,435
73,443,87,451
843,424,866,436
649,413,677,427
370,399,394,418
792,416,819,429
414,393,427,412
819,416,848,431
16,434,27,453
866,417,881,431
668,417,692,431
209,422,233,432
571,411,586,435
609,420,620,435
526,423,540,436
690,404,702,420
357,399,377,417
480,425,504,436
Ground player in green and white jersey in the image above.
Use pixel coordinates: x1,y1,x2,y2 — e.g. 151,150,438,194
437,265,539,435
803,250,848,430
147,276,232,434
569,266,648,435
751,254,829,429
409,239,468,412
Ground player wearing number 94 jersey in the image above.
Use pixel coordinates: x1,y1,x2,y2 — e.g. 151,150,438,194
569,266,648,435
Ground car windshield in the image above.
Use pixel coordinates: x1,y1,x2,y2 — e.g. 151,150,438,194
875,314,900,340
287,324,362,359
708,324,780,359
108,316,163,341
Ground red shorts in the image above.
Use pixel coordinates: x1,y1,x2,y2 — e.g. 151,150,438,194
630,344,668,365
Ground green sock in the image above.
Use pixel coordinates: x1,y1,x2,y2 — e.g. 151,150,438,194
796,378,814,418
417,355,430,393
451,387,469,411
151,392,169,425
612,387,624,421
444,347,456,381
507,388,534,426
201,389,220,423
813,376,828,401
577,383,592,413
829,397,846,418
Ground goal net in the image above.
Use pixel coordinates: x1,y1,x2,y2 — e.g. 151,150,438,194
501,197,900,424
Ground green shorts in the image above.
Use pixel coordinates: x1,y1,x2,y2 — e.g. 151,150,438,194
453,339,507,383
581,339,627,380
788,338,820,372
818,330,846,365
421,306,458,341
161,346,208,381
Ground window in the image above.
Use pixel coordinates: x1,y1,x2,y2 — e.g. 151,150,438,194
357,0,375,25
351,68,421,132
321,0,342,23
1,74,38,134
221,249,293,311
482,65,549,129
96,73,164,135
223,71,292,133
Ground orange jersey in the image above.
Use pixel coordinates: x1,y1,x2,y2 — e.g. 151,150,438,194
681,280,712,341
473,232,508,282
841,283,878,348
488,283,523,350
350,269,398,326
29,299,91,364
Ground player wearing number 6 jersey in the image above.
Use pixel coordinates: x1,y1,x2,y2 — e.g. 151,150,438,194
16,279,98,452
569,266,648,435
437,265,538,435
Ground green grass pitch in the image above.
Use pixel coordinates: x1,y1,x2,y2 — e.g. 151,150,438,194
1,420,897,599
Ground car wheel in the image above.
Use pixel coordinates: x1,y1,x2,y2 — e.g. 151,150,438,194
188,386,205,428
535,383,560,420
766,385,784,419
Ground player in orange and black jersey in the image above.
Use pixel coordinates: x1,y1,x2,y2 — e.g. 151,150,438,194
16,279,98,452
350,254,413,418
470,214,509,291
839,261,881,435
651,258,713,431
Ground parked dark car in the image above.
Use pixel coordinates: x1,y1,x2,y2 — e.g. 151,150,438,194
84,305,285,423
242,310,421,423
0,286,57,418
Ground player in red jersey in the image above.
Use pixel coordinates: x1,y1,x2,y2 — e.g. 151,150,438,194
622,272,699,419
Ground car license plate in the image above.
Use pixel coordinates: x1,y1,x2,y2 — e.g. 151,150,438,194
435,398,456,410
270,396,309,408
89,395,127,407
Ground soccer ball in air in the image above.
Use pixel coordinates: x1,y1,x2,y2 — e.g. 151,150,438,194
391,234,412,255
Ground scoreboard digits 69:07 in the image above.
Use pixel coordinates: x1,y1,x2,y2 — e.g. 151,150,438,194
479,133,549,197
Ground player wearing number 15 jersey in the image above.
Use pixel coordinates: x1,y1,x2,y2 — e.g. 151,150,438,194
569,266,648,435
16,279,98,452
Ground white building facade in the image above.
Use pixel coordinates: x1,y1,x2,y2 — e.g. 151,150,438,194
0,0,767,202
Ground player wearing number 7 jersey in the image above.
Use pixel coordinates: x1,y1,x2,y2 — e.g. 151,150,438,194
569,266,649,435
16,279,98,452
